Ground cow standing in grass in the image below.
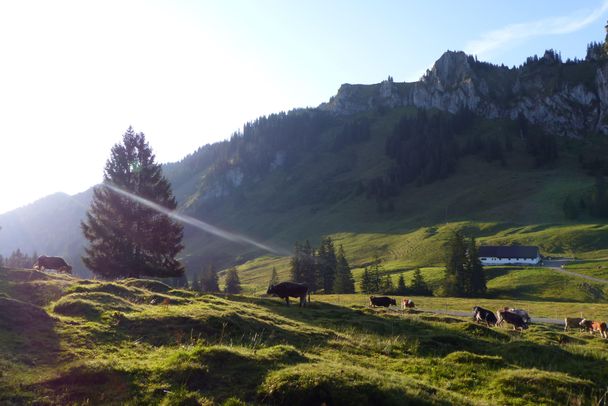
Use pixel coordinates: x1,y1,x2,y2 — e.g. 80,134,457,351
267,282,309,307
473,306,497,327
32,256,72,274
496,309,528,331
580,319,608,338
369,296,396,308
402,298,415,309
564,317,584,332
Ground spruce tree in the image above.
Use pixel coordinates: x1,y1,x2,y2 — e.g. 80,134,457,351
81,127,184,279
224,267,242,294
443,231,467,296
396,274,407,295
466,238,486,297
290,242,304,283
301,240,318,291
269,266,279,287
333,245,355,293
317,237,337,293
200,264,220,292
411,268,431,295
360,267,372,293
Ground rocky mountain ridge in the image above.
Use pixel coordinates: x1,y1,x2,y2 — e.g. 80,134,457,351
320,50,608,137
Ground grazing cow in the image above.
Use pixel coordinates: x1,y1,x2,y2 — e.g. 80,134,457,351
504,307,531,324
267,282,309,307
32,256,72,274
564,317,584,332
496,309,528,331
579,319,608,338
472,306,497,327
402,298,415,309
369,296,396,308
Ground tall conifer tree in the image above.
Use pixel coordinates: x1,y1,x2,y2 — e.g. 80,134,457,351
81,127,184,279
333,245,355,293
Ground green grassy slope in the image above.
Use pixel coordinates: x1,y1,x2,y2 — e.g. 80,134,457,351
5,268,607,405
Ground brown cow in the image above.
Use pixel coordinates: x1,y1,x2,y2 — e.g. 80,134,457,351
32,256,72,274
579,319,608,338
402,298,415,309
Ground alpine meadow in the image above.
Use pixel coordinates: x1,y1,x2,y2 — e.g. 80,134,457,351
6,5,608,406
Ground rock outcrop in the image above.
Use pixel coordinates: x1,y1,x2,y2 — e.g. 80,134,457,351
319,50,608,137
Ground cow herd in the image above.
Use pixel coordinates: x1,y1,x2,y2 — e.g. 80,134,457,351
27,261,608,340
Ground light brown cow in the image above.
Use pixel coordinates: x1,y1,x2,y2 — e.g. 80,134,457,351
402,298,415,309
579,319,608,338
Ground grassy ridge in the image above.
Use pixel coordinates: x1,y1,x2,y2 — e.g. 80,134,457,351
3,267,608,405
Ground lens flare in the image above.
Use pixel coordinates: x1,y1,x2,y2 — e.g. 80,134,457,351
104,183,289,256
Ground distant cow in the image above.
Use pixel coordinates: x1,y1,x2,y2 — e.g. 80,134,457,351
564,317,584,332
496,309,528,331
473,306,497,327
32,256,72,274
267,282,309,307
504,307,531,324
580,319,607,338
402,298,415,309
369,296,396,308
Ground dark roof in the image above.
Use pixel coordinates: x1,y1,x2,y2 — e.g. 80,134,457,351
478,246,539,259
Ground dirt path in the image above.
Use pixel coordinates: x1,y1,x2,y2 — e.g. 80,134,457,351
543,259,608,284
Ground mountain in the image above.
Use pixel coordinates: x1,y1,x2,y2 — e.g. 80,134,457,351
0,190,93,276
4,46,608,279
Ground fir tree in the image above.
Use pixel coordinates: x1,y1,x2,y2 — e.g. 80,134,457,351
200,264,220,292
443,231,467,296
269,266,279,287
301,240,318,291
381,274,394,294
290,242,304,283
360,267,372,293
81,127,184,279
466,238,486,297
317,237,337,293
396,273,407,295
411,268,431,295
333,245,355,293
224,267,242,294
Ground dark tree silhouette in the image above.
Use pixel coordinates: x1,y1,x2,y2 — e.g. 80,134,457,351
81,127,184,279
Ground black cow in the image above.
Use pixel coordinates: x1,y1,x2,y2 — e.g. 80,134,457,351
267,282,309,307
369,296,396,308
472,306,497,326
33,256,72,274
496,309,528,331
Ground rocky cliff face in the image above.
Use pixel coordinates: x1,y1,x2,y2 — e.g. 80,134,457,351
320,50,608,137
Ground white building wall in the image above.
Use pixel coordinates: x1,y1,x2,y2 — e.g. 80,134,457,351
480,256,541,266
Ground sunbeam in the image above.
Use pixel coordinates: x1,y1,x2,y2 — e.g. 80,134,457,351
104,183,290,256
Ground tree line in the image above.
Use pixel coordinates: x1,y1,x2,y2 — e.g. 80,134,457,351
1,249,38,269
360,255,432,296
289,237,355,294
441,232,486,297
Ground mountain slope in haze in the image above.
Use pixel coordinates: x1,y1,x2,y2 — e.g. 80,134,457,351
4,46,608,278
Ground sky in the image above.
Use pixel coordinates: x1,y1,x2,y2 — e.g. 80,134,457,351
1,0,608,215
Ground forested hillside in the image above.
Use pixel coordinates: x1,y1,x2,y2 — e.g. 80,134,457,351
4,47,608,279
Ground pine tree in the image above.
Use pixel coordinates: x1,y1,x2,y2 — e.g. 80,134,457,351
333,245,355,293
301,240,318,291
200,264,220,292
269,266,279,287
396,274,407,295
381,274,394,294
411,268,431,295
191,273,201,292
81,127,184,279
466,238,486,297
224,267,242,294
317,237,337,293
360,267,372,293
290,242,304,283
443,231,467,296
369,255,384,293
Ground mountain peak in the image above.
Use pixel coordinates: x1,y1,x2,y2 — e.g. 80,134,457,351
423,50,474,88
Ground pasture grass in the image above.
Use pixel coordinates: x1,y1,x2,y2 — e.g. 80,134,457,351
2,268,608,405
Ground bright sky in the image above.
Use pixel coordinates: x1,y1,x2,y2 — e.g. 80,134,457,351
1,0,608,215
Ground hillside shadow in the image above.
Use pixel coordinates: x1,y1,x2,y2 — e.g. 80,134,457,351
0,297,61,365
227,295,608,385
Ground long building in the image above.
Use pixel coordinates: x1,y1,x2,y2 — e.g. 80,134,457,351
478,245,541,266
